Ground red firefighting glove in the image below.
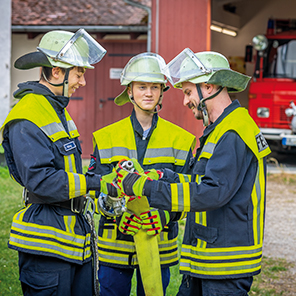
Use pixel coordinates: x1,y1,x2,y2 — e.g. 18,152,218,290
140,209,170,236
115,159,151,197
100,171,122,200
144,169,163,180
117,210,142,236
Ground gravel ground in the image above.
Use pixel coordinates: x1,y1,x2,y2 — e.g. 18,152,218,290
261,173,296,294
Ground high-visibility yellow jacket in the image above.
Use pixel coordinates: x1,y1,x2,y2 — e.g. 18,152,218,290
92,113,196,268
1,93,91,264
148,102,271,279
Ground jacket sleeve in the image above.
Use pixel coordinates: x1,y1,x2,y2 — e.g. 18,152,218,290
6,120,87,202
147,131,257,212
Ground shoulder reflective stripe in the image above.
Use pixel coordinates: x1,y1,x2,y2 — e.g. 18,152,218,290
40,122,65,140
67,172,87,199
99,147,137,162
199,142,215,160
64,216,76,234
170,183,190,212
67,120,78,136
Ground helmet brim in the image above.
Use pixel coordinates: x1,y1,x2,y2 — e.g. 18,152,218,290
14,52,52,70
114,87,131,106
177,69,251,93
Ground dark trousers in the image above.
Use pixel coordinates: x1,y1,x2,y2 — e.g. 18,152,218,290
177,274,253,296
98,264,170,296
19,252,93,296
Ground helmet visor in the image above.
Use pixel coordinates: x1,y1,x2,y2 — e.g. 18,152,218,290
120,52,168,85
39,29,106,68
163,48,211,87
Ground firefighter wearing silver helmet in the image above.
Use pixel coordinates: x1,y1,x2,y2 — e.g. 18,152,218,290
165,48,251,126
113,49,271,295
0,29,117,296
88,52,196,296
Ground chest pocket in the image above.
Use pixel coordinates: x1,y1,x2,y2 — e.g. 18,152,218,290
54,138,81,173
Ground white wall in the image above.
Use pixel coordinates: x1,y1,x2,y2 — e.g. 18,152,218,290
11,34,42,106
211,0,296,108
0,0,11,126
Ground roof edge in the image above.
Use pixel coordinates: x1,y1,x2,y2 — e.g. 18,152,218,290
12,25,148,33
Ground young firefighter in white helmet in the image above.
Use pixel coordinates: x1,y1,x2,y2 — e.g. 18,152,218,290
88,52,196,295
0,29,119,296
114,49,271,295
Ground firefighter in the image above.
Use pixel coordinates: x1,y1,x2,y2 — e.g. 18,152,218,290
114,49,271,295
0,29,117,295
88,52,196,296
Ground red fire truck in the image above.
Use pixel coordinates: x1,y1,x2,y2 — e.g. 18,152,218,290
248,18,296,152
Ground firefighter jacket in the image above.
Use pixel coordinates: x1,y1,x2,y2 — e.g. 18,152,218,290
0,81,92,265
90,109,196,269
146,100,271,279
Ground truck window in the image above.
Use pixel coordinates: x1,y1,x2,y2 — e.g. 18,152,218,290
261,40,296,79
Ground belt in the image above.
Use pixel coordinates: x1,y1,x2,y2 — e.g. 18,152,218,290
23,189,86,214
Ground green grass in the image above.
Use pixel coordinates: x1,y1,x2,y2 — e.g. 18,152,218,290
0,166,23,295
0,167,294,295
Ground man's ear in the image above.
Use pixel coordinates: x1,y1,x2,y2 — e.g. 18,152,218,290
127,85,132,98
204,83,215,94
51,67,61,79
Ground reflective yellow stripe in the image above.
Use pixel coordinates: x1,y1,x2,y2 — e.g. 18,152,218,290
180,257,261,276
183,183,190,211
94,116,196,166
64,216,76,234
11,221,85,246
170,183,190,212
102,224,117,240
195,212,207,248
181,244,262,259
171,183,179,212
64,154,77,173
1,94,80,143
10,233,85,260
178,173,191,183
67,172,87,199
99,248,137,266
98,236,178,266
180,243,262,275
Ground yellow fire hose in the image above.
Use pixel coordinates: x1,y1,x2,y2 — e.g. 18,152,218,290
127,196,163,296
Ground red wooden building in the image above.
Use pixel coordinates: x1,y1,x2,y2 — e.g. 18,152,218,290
12,0,211,158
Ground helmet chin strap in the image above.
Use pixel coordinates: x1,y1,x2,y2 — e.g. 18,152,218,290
129,83,166,114
195,84,223,126
42,68,70,97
